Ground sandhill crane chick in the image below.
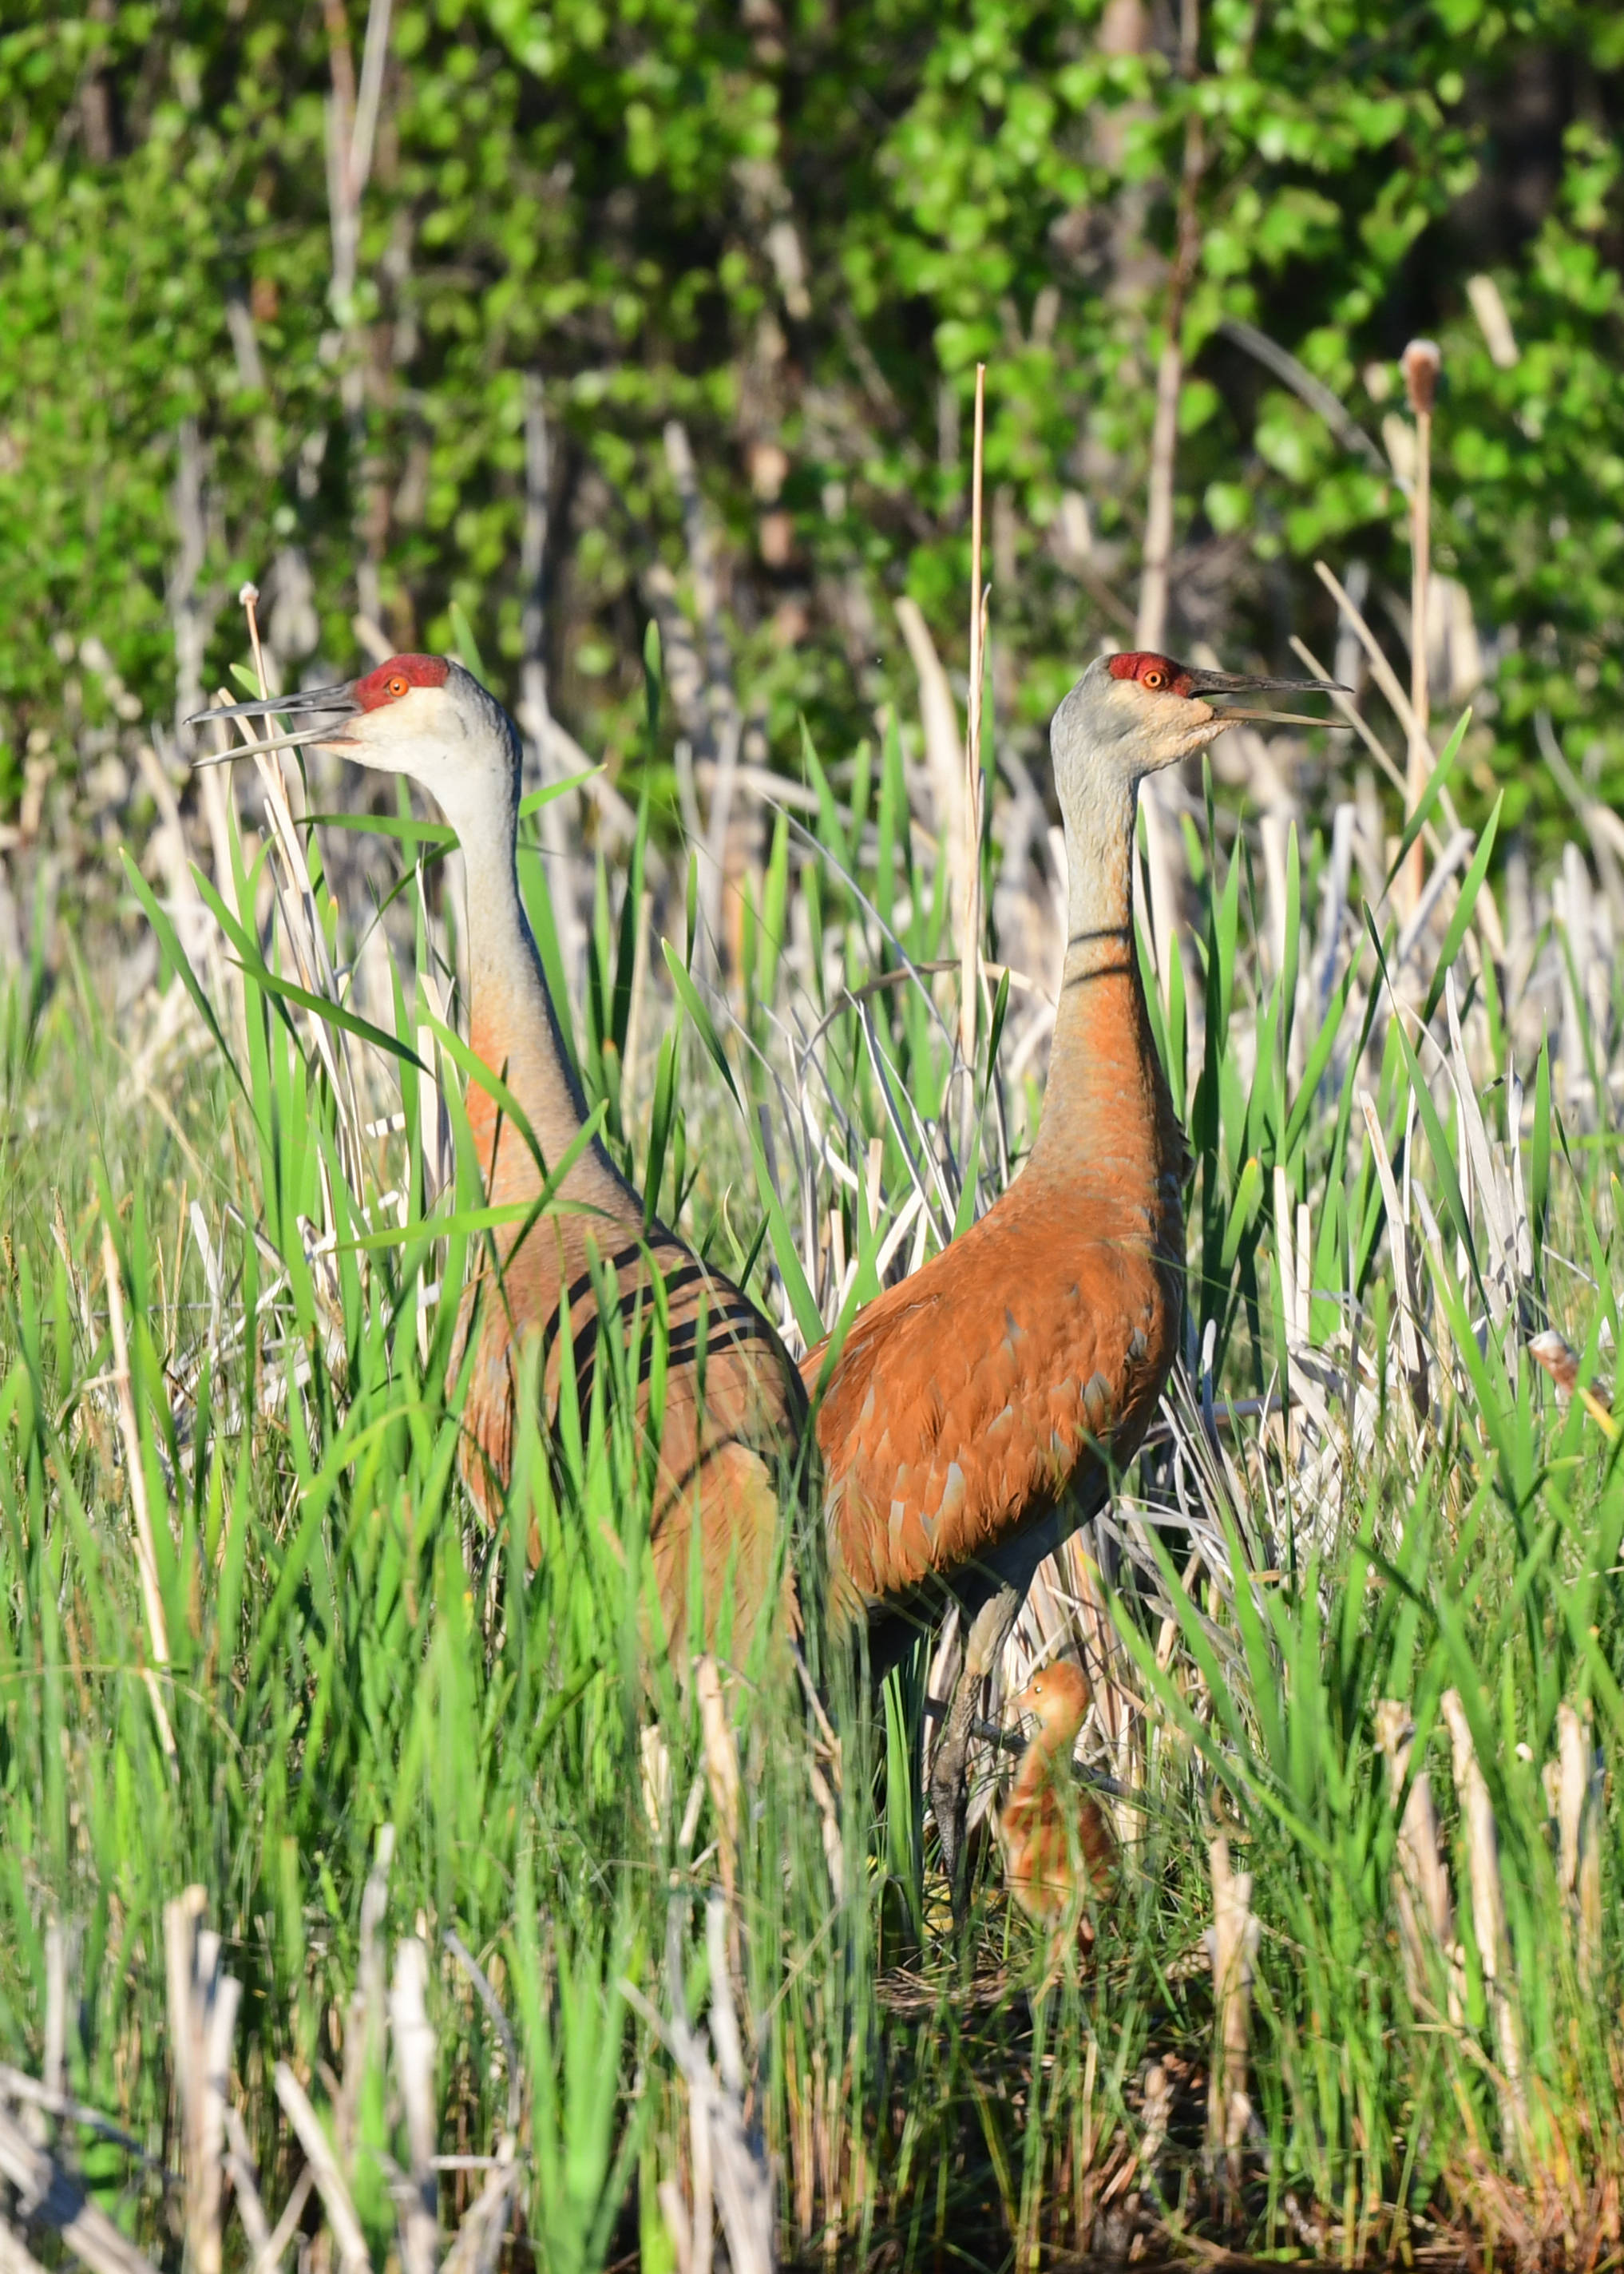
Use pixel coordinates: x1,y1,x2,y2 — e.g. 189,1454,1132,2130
1000,1660,1115,1960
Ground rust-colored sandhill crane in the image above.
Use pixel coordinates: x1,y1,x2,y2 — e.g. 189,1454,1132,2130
806,649,1340,1897
196,655,810,1664
1000,1659,1116,1965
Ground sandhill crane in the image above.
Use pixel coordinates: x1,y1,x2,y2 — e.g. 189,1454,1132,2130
195,654,810,1666
806,649,1341,1905
1000,1658,1116,1966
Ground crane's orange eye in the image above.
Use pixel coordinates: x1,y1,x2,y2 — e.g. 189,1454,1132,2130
1142,669,1165,689
387,674,409,697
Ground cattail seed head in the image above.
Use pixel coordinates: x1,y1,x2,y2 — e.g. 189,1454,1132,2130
1401,339,1441,418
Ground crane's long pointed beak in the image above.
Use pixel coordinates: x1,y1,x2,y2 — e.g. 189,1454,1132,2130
1185,668,1352,733
1186,668,1351,699
187,680,362,727
184,681,363,764
191,730,343,766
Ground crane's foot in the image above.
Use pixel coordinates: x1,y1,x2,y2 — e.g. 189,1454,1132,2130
928,1583,1022,1927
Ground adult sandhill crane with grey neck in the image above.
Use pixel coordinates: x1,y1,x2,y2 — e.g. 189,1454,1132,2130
806,649,1343,1904
194,654,811,1666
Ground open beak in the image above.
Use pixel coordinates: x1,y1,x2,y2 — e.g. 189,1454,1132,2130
1186,665,1352,732
184,680,363,765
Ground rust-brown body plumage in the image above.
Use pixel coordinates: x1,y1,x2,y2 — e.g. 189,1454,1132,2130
808,927,1186,1638
460,970,808,1661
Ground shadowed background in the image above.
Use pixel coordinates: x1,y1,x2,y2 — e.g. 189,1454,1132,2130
1,0,1621,889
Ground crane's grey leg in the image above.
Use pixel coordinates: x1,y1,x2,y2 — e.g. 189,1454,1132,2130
925,1498,1098,1923
929,1580,1022,1922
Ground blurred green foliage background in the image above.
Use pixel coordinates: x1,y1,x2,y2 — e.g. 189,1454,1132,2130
1,0,1621,827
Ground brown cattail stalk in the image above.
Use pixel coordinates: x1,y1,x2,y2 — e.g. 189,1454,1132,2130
1400,339,1440,921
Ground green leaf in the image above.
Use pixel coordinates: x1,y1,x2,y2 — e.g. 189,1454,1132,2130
1220,1155,1265,1273
747,1134,823,1351
1384,709,1471,893
660,939,741,1111
190,865,426,1073
1420,791,1503,1022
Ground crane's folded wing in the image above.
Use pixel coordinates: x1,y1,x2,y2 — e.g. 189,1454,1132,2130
806,1196,1177,1608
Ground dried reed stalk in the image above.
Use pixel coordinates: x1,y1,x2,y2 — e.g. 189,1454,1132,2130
631,1896,775,2274
164,1888,242,2274
100,1220,176,1765
322,0,394,624
38,1921,65,2143
389,1939,440,2274
660,421,743,978
1357,1095,1428,1420
1373,1702,1460,2017
1553,1703,1603,1994
0,2105,159,2274
272,2064,371,2274
696,1655,742,1890
1135,10,1205,661
960,362,988,1077
0,2218,51,2274
893,598,968,950
1399,339,1440,921
238,586,369,1204
338,1823,396,2167
1440,1689,1528,2149
1205,1831,1258,2196
1131,3,1206,989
